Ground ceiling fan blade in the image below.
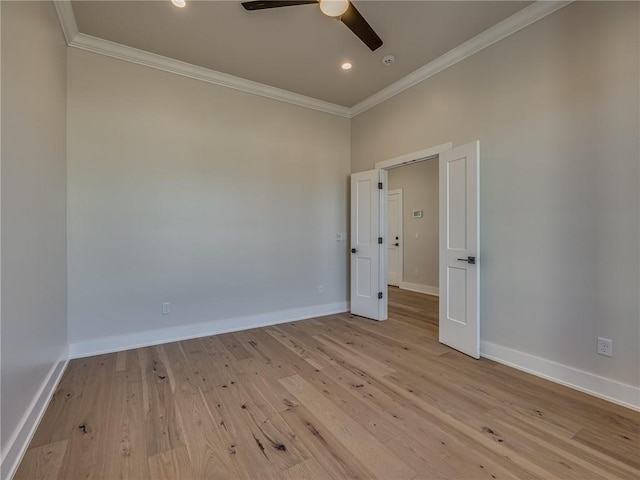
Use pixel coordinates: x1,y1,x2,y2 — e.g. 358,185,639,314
340,2,383,51
242,1,318,11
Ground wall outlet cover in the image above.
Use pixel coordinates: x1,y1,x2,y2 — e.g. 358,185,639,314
597,337,612,357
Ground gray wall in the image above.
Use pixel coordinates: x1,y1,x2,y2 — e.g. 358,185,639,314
388,160,439,290
352,1,639,387
67,49,351,346
1,0,68,473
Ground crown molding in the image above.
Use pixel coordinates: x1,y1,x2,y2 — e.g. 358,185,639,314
53,2,350,118
349,0,573,117
53,0,77,44
70,33,352,117
54,1,571,119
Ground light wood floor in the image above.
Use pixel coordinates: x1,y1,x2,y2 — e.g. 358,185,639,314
16,288,640,479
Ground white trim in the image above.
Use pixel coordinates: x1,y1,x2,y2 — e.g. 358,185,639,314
481,341,640,412
375,142,452,170
68,33,351,118
399,282,439,297
51,2,349,118
53,0,77,45
387,189,403,288
350,1,572,117
69,302,349,359
378,169,388,321
53,1,571,119
1,349,69,480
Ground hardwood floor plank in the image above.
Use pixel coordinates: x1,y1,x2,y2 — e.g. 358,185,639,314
313,333,397,377
236,361,303,413
573,426,640,471
13,440,68,480
487,408,639,479
28,359,91,448
138,346,185,457
265,324,334,371
115,350,127,372
492,363,640,423
383,433,520,480
161,342,240,479
148,446,193,480
280,405,376,479
282,458,333,480
55,354,116,479
315,360,538,478
358,368,565,479
280,374,417,479
102,350,150,479
233,327,318,378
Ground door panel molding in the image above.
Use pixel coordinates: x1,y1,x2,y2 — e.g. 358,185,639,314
439,141,480,358
350,170,386,321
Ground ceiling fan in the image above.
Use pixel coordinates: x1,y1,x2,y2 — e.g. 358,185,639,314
241,0,383,51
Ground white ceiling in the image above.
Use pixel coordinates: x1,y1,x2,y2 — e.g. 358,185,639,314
71,1,531,107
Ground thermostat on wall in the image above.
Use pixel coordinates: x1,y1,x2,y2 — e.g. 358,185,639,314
412,210,423,218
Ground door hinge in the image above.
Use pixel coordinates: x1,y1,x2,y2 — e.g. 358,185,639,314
378,182,383,190
378,292,383,299
378,237,383,244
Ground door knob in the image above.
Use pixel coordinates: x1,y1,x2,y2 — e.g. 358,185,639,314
394,243,399,247
457,256,476,265
351,248,357,254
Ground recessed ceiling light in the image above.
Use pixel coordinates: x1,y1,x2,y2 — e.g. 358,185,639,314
341,62,352,70
172,0,186,8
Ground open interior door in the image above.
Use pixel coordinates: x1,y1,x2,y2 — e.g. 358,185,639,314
350,169,387,321
439,141,480,358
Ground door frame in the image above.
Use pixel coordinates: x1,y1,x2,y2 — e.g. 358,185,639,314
374,142,452,320
386,189,403,287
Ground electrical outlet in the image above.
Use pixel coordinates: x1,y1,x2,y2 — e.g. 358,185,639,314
318,285,325,295
162,302,170,315
414,269,419,277
597,337,612,357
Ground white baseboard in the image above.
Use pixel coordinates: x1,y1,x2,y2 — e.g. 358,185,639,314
1,349,69,480
69,301,350,359
399,282,439,297
480,341,640,412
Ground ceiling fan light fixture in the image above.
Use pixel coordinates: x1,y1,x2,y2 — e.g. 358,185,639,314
319,0,349,18
171,0,186,8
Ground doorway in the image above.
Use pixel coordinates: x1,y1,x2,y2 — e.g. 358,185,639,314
386,161,439,297
350,141,480,358
386,159,440,342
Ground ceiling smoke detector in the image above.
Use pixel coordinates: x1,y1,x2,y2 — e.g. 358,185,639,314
382,54,395,66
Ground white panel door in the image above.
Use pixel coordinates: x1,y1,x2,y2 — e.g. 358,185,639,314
439,141,480,358
387,190,402,287
350,170,386,321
